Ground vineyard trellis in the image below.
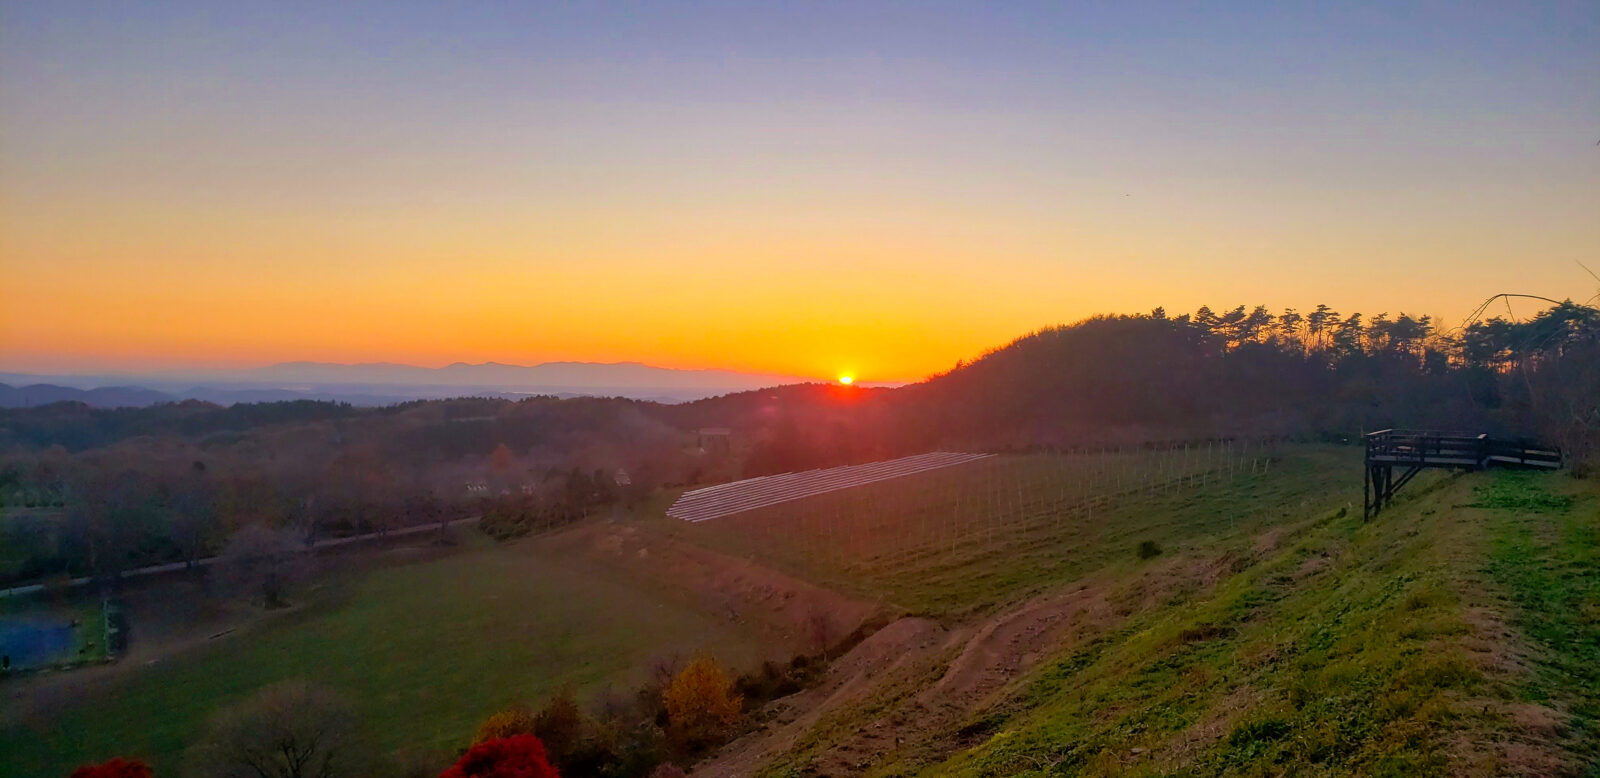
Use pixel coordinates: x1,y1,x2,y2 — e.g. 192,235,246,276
671,440,1280,577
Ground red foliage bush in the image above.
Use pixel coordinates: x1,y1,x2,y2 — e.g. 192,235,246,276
439,734,560,778
68,759,153,778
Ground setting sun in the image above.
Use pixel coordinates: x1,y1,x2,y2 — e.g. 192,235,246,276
838,376,854,385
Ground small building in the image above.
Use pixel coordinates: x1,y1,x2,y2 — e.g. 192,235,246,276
696,427,732,455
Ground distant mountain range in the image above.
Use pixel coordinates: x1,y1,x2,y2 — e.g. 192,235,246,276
0,383,174,409
237,360,804,390
0,361,814,408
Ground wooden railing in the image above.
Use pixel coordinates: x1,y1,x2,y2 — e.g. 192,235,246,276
1364,429,1561,470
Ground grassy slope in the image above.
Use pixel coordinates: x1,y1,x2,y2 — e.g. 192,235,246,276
739,451,1598,776
1482,472,1600,772
926,471,1599,775
1,531,771,777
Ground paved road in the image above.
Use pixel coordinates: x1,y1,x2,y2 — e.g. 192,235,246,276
0,516,482,599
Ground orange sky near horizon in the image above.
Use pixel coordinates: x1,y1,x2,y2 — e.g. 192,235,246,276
3,3,1597,383
6,190,1594,383
4,161,1598,382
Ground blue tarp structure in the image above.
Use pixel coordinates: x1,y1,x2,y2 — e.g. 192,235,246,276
0,619,74,669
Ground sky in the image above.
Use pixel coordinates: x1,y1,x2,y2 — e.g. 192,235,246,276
3,1,1597,383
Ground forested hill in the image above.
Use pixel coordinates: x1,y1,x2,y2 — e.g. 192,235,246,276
674,301,1599,471
0,398,366,452
893,312,1482,448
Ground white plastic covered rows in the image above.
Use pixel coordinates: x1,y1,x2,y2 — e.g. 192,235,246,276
666,451,993,522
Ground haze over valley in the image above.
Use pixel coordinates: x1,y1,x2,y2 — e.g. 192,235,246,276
0,360,823,407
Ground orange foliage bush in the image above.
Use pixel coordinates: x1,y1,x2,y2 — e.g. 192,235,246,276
662,656,743,752
474,705,537,745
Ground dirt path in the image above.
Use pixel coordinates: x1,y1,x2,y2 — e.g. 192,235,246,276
814,587,1116,776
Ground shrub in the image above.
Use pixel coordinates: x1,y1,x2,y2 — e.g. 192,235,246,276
68,759,153,778
648,764,686,778
475,705,537,745
479,502,534,541
533,687,589,770
186,680,365,778
734,660,806,703
439,734,559,778
1137,540,1163,559
590,685,637,731
602,723,666,778
636,655,683,725
662,656,743,753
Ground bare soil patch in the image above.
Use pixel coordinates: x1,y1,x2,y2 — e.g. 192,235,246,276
694,584,1123,777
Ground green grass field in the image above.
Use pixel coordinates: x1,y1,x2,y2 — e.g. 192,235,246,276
743,454,1600,776
0,532,773,777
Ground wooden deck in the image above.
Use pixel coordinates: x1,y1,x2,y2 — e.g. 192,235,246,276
1363,429,1561,518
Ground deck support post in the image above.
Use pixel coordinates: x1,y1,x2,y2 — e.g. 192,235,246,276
1363,460,1371,521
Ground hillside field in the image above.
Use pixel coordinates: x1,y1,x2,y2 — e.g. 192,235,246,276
0,531,789,777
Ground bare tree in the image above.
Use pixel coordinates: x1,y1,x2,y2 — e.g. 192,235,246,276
186,680,366,778
170,461,219,571
217,525,310,609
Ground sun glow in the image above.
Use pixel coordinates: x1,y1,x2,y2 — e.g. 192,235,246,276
838,375,854,385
